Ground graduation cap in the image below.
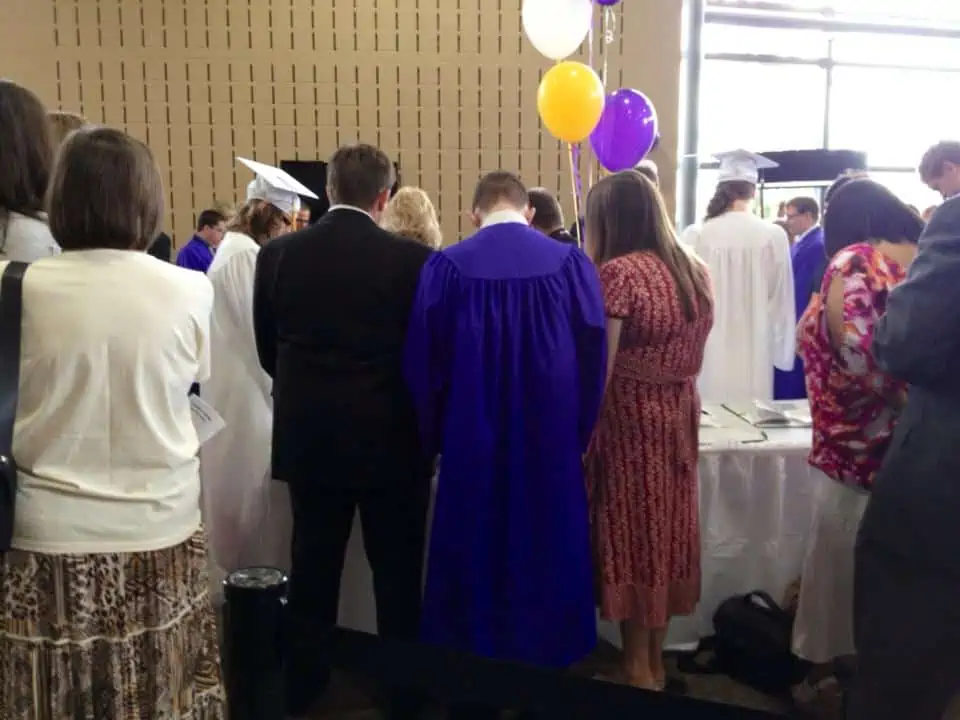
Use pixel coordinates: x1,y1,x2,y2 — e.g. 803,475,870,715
237,157,319,216
714,149,779,185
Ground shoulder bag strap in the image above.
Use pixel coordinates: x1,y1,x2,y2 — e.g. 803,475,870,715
0,262,27,464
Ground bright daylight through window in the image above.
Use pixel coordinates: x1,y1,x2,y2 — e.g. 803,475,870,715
695,0,958,217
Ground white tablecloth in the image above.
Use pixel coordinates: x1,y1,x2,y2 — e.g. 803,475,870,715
338,411,817,649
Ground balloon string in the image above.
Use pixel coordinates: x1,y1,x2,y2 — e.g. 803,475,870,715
601,7,615,91
568,144,583,249
585,5,596,192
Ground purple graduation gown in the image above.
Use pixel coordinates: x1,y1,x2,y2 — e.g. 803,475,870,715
175,235,215,273
404,219,606,668
774,226,825,399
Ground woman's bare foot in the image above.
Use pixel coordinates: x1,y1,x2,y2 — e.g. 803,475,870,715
623,668,661,692
651,655,666,690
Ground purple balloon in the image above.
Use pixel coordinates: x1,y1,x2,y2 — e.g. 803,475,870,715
595,0,621,5
589,88,659,173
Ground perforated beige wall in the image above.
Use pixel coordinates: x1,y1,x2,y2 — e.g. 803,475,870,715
1,0,681,247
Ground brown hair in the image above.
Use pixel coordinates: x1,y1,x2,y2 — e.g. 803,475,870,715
704,180,755,221
0,81,54,225
472,171,528,213
587,171,712,322
48,127,163,251
527,187,564,233
326,143,395,209
786,195,820,223
227,199,290,244
381,186,443,249
47,110,86,146
918,141,960,183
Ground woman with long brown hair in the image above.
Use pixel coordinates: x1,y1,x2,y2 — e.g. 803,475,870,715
0,80,61,261
585,170,713,691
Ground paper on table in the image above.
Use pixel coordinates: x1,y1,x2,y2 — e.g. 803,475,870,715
190,394,227,445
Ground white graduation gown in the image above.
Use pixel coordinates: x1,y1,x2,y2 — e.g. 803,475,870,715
680,210,795,404
201,231,291,590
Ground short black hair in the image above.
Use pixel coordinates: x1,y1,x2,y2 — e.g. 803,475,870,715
823,178,924,257
472,171,528,213
919,141,960,183
196,208,225,231
786,196,820,222
327,143,395,209
824,171,866,208
527,187,564,232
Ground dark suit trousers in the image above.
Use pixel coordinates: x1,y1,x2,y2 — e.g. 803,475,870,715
284,476,430,718
848,539,960,720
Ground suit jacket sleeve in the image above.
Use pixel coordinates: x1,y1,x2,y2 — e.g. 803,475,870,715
873,203,960,389
403,253,454,459
253,242,279,378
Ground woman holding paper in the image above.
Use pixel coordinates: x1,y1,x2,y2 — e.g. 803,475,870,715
200,158,316,587
791,179,922,699
0,127,223,715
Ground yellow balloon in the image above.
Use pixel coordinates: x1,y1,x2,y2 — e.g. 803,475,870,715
536,61,605,144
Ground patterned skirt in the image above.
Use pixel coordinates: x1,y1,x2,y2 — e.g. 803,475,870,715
0,530,226,719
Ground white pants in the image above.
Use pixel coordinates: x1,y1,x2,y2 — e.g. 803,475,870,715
792,468,869,664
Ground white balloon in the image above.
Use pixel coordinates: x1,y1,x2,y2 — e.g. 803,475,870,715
522,0,593,61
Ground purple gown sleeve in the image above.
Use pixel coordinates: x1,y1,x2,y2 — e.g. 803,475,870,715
403,254,459,459
567,250,608,453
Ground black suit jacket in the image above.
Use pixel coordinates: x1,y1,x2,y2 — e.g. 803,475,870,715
253,208,434,487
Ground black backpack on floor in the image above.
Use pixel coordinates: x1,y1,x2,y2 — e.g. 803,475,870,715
677,591,811,697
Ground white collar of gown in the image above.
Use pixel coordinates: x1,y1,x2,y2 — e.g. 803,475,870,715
480,209,529,228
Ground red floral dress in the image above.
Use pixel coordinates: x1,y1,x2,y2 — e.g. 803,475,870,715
585,252,713,626
797,243,907,491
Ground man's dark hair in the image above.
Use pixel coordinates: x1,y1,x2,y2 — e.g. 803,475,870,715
472,171,528,213
0,80,54,225
824,170,866,209
196,208,225,232
786,196,820,223
326,143,395,209
634,159,659,186
527,187,564,232
823,178,924,257
918,141,960,183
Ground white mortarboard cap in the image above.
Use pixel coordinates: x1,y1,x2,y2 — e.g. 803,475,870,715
237,157,319,216
714,149,779,185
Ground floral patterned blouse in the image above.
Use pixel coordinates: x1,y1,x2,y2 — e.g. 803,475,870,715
797,243,907,491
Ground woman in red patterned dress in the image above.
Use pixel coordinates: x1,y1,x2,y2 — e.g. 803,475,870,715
584,171,714,691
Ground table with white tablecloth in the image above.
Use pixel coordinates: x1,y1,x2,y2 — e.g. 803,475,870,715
338,406,817,651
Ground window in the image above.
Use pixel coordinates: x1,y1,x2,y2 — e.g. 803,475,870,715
708,0,960,23
703,23,829,59
828,67,959,167
869,172,941,213
699,60,827,154
831,34,960,70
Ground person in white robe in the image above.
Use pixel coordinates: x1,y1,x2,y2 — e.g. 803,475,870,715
201,158,318,593
680,150,795,404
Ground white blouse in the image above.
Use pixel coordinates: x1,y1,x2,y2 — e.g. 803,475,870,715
9,249,213,554
1,212,61,262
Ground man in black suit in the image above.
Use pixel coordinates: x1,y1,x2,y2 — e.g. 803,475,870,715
253,144,434,719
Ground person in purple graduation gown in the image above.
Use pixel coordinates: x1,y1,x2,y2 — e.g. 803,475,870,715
175,208,227,273
774,196,825,399
404,172,606,697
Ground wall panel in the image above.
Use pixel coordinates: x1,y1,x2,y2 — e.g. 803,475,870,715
1,0,682,246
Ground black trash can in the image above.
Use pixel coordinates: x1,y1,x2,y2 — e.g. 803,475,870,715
222,566,288,720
